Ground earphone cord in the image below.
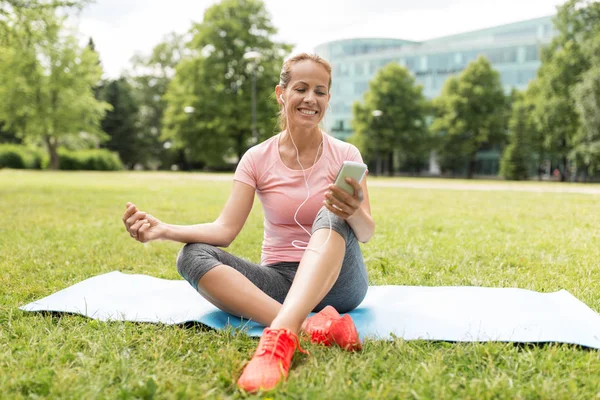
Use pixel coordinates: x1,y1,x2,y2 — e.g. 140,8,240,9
282,102,332,252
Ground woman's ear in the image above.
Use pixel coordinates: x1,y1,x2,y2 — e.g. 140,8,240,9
275,85,284,105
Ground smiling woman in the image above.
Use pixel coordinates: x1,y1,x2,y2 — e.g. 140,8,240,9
122,52,374,393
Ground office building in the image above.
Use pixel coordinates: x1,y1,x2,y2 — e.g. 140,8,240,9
315,16,556,174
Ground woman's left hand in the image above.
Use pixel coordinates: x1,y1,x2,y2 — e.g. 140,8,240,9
323,177,364,220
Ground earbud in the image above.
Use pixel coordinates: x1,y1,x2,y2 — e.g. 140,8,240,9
280,94,285,104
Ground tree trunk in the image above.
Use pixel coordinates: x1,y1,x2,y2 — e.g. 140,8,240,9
467,151,477,179
44,135,59,170
178,149,189,171
387,151,394,176
237,132,246,166
561,155,568,182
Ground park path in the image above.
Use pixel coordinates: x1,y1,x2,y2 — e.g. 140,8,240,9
367,180,600,195
140,173,600,195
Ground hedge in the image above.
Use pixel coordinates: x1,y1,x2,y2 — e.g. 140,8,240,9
0,145,45,169
0,145,122,170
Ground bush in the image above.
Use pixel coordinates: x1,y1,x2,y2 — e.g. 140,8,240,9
57,149,122,171
0,145,122,170
0,145,46,169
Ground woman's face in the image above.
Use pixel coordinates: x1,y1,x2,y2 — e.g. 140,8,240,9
278,60,331,131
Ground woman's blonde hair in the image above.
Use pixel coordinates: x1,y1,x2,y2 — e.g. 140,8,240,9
277,53,332,131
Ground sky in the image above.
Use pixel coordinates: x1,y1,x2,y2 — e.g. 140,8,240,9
74,0,566,78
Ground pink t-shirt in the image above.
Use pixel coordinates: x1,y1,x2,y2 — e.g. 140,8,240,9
234,132,364,265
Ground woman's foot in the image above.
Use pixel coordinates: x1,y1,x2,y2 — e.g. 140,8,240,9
237,327,306,393
303,305,362,351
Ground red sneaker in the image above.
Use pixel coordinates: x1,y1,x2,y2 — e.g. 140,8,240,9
237,327,307,393
304,305,362,351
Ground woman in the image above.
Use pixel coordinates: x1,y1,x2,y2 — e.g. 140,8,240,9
122,53,374,393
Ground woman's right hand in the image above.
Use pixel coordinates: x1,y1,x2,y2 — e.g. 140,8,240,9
122,202,164,243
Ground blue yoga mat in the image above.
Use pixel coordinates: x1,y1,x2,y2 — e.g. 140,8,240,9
20,271,600,349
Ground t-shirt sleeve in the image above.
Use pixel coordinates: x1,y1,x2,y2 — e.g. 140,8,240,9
233,149,257,189
346,144,369,175
348,144,365,164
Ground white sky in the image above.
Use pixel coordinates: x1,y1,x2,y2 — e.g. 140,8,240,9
74,0,565,78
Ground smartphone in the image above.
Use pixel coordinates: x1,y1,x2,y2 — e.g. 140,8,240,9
333,161,368,195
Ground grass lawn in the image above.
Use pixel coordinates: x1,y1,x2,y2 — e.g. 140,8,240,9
1,170,600,399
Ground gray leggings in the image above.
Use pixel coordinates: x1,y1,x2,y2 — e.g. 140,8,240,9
176,207,369,313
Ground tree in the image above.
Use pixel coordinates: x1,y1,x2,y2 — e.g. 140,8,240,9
529,0,600,181
96,78,141,169
351,63,429,176
128,32,187,169
0,122,21,144
500,94,536,180
431,56,507,178
571,65,600,179
0,6,109,169
1,0,89,10
162,0,292,168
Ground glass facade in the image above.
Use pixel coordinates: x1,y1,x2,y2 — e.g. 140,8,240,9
315,16,556,140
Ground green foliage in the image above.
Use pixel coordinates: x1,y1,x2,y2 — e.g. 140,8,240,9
500,97,536,180
570,28,600,178
351,63,430,175
0,121,21,144
162,0,292,167
571,66,600,177
0,144,45,169
96,78,141,169
0,5,110,169
129,33,187,170
431,57,507,178
1,0,90,12
529,0,600,181
54,149,123,170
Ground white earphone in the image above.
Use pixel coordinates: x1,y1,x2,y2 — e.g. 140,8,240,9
278,91,332,252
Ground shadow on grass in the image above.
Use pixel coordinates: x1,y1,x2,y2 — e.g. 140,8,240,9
19,310,599,352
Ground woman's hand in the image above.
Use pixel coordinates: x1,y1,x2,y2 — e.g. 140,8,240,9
122,202,164,243
323,177,364,220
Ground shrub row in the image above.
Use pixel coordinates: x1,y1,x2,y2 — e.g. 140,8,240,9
56,149,122,171
0,145,122,170
0,145,45,169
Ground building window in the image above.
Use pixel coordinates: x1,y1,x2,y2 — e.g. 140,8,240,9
419,56,428,71
339,64,350,77
355,62,364,76
454,52,463,65
354,81,369,95
405,57,417,71
525,45,539,61
340,82,353,96
331,103,351,114
332,120,345,132
518,70,537,84
369,61,378,74
501,70,519,86
332,44,344,56
381,58,394,68
517,46,526,63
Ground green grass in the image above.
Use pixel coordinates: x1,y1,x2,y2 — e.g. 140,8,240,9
1,170,600,399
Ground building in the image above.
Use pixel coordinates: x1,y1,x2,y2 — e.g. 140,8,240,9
314,16,556,174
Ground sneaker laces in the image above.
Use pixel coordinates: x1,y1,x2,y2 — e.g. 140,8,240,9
309,321,333,345
257,329,309,363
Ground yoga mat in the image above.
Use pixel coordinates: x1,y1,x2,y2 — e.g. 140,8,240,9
20,271,600,349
